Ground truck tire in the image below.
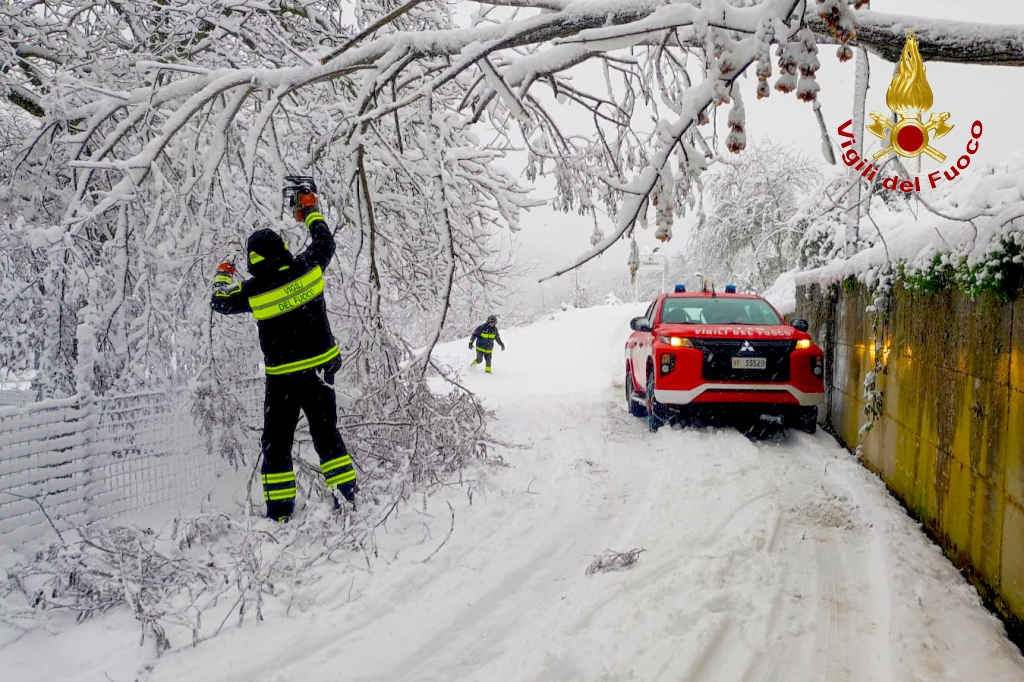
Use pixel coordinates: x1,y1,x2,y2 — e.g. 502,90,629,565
626,365,647,417
646,369,666,433
790,406,818,434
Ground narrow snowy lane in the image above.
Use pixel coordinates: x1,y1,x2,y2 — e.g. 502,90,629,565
33,305,1024,682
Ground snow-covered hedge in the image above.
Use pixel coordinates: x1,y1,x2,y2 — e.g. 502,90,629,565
796,155,1024,302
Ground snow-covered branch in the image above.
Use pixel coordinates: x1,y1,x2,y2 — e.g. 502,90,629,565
812,10,1024,66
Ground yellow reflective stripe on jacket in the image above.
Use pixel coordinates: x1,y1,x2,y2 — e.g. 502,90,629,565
265,345,340,376
479,333,496,339
251,279,324,320
262,472,295,484
248,266,324,320
249,267,323,308
304,211,324,227
475,347,493,354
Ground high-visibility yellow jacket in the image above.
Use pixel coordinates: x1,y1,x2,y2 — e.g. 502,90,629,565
470,322,504,353
211,212,338,376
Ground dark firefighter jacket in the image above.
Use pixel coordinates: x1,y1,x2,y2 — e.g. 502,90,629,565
211,212,338,375
470,323,503,353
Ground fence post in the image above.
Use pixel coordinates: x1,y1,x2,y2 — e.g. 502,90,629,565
77,393,103,525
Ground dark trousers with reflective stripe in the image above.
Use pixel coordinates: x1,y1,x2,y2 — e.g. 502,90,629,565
474,348,492,368
260,357,356,518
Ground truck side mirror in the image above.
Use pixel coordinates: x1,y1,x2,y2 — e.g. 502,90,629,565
792,319,809,332
630,317,652,332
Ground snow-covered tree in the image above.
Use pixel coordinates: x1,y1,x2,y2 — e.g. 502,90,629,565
1,1,535,398
0,1,530,493
690,140,820,290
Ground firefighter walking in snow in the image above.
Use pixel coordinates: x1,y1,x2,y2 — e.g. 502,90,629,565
469,315,505,373
210,180,357,521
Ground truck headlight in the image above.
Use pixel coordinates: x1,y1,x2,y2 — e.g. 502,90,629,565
795,339,812,350
658,336,695,348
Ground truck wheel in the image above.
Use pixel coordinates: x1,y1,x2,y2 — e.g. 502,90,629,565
646,369,666,433
625,365,647,417
790,406,818,434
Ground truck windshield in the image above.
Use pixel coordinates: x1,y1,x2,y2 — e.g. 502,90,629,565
660,297,783,325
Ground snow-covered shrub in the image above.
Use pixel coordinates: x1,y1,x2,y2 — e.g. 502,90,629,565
798,155,1024,303
901,232,1024,303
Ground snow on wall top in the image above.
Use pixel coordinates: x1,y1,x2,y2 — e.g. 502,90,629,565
796,154,1024,289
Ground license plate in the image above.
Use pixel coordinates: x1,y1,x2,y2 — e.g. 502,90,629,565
732,357,766,370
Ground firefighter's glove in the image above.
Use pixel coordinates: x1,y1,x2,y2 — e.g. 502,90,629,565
294,191,319,223
468,342,474,350
500,344,506,351
213,261,237,294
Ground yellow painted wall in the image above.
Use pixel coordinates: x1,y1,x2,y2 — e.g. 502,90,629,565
797,283,1024,631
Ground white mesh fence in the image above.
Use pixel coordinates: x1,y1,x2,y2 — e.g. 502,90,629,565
0,389,39,407
0,380,264,550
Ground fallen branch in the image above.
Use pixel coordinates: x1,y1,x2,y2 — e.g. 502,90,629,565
585,547,645,575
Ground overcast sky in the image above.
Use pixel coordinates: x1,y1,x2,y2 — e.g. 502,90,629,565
497,0,1024,299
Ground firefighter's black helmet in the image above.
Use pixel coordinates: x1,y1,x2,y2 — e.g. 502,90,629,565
246,229,294,276
487,314,497,324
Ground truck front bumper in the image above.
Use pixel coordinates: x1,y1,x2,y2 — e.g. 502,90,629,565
655,383,825,407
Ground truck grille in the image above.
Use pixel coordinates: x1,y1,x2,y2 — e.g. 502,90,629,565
690,338,794,382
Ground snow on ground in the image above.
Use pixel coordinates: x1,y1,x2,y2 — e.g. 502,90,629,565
3,304,1024,682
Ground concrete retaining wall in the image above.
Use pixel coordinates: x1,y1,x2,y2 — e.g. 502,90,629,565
797,281,1024,636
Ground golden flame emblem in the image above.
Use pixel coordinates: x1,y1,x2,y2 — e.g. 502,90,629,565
866,31,954,163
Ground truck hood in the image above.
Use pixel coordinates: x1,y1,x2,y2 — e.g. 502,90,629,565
657,324,800,340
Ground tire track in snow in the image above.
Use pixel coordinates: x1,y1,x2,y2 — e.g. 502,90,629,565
359,400,673,681
748,436,893,682
624,427,888,682
543,424,792,682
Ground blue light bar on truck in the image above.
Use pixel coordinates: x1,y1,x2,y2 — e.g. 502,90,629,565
674,284,686,292
724,284,737,293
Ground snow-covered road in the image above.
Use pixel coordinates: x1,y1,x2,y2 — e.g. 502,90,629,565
5,304,1024,681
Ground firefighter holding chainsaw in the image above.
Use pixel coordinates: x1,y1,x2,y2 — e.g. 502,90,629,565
210,178,357,521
